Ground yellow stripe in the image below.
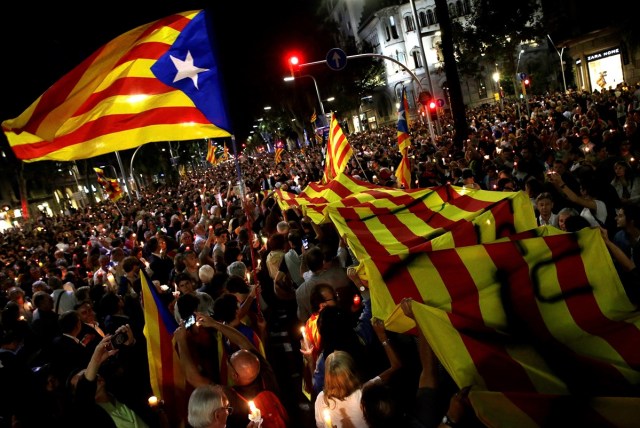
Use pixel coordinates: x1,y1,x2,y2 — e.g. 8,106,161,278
11,122,228,162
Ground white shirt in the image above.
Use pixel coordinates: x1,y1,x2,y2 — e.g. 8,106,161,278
580,200,607,227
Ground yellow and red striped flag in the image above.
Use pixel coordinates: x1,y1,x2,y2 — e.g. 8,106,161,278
93,167,123,201
367,227,640,427
397,87,412,152
310,109,317,125
322,113,353,184
141,271,187,426
206,139,216,165
274,147,284,164
395,87,412,188
2,10,231,162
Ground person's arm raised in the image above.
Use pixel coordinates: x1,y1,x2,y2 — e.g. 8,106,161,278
195,312,258,354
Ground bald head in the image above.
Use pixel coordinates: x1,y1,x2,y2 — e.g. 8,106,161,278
229,349,260,386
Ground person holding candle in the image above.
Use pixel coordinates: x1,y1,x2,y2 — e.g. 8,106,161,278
174,313,289,428
314,318,402,428
187,385,261,428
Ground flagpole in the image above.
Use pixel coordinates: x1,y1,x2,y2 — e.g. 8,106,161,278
114,151,132,201
229,136,245,199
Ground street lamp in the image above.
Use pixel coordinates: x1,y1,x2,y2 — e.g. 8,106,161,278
284,74,326,123
492,65,503,111
547,34,568,94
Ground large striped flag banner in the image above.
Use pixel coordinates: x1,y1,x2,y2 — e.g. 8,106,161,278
370,228,640,427
273,172,379,223
93,167,123,202
322,113,353,183
327,186,536,262
141,271,187,426
2,10,231,162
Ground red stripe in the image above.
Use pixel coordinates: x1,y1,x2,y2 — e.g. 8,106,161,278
371,253,423,305
505,392,618,427
11,106,211,160
545,234,640,375
430,249,538,392
485,237,634,395
22,12,191,136
76,75,173,116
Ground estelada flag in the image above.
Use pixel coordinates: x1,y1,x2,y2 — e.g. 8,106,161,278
141,271,187,426
206,139,216,164
2,10,231,162
93,167,123,201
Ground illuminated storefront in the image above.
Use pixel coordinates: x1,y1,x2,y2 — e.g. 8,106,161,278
585,47,624,91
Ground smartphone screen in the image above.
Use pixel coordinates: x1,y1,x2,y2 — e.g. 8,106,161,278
185,314,196,329
302,238,309,249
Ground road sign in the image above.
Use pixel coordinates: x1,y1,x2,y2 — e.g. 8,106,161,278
326,48,347,71
518,72,527,81
436,98,445,107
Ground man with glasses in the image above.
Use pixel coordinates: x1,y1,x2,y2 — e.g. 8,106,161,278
175,314,289,427
188,385,244,428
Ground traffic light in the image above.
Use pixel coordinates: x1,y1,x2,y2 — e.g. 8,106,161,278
287,54,300,76
428,99,437,119
522,77,530,95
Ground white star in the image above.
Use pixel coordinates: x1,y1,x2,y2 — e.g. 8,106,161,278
170,51,209,89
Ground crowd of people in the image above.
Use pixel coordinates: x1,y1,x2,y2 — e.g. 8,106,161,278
1,84,639,427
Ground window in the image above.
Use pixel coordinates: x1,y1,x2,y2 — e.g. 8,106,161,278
419,11,427,27
463,0,472,15
385,25,391,42
427,10,435,26
448,3,457,18
412,50,423,68
477,79,487,98
456,1,463,16
389,16,399,39
404,16,414,32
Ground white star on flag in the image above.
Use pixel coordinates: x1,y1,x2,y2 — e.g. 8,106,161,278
170,51,209,89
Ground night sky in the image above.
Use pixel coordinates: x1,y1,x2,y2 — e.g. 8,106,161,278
1,0,326,142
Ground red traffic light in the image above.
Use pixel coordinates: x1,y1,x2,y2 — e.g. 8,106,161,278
524,78,530,86
287,53,301,76
428,100,437,110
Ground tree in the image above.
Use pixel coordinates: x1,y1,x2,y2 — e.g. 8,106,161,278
451,0,543,80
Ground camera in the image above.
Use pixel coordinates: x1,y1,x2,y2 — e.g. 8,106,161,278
111,331,128,349
184,314,197,329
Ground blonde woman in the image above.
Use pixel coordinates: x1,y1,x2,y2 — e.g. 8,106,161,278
314,319,401,428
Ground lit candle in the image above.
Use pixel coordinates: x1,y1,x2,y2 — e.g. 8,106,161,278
148,396,159,407
106,273,117,288
323,409,332,428
301,326,311,351
257,259,261,269
248,400,261,421
246,272,251,284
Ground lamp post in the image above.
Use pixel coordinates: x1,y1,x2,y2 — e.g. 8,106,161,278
284,75,326,123
492,64,503,111
547,34,567,94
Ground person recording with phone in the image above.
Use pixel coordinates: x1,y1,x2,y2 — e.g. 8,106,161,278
67,324,167,427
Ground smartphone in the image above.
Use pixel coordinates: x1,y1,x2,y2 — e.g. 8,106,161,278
185,314,196,329
302,237,309,250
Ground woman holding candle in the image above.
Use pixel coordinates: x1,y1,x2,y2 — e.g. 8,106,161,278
314,318,401,428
